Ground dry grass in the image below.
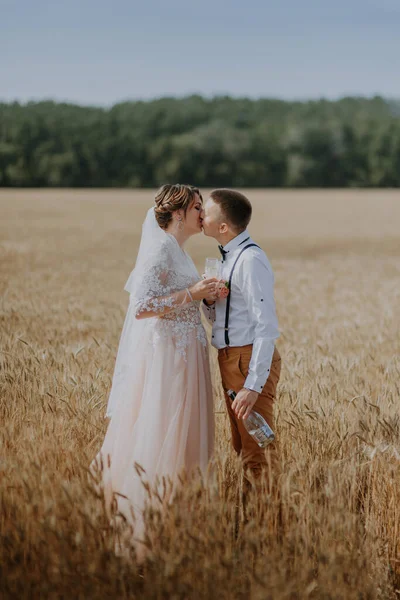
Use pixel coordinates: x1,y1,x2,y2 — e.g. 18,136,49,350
0,189,399,599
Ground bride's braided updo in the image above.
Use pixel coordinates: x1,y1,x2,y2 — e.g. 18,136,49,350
154,184,202,230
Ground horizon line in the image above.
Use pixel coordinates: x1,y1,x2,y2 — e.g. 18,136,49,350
0,93,398,109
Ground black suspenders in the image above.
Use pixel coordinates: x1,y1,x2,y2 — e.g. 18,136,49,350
224,243,260,346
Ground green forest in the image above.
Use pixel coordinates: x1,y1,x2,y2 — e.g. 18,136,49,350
1,95,400,187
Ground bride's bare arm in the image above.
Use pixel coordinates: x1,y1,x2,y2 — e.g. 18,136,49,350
135,278,218,319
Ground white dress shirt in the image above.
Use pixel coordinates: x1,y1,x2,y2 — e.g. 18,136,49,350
203,230,279,393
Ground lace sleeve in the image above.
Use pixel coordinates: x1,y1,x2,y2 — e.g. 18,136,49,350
132,242,191,319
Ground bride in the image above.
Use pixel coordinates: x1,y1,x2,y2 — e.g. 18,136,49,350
92,184,217,556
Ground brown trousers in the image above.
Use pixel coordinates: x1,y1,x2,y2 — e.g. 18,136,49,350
218,345,281,483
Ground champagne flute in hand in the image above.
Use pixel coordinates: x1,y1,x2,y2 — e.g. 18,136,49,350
205,258,221,279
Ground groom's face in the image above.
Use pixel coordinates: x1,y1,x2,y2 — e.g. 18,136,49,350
202,198,226,239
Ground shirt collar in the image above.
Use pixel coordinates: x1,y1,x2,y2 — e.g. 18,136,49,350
222,230,251,255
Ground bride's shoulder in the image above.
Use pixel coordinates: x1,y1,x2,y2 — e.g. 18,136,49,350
144,235,179,269
160,234,179,257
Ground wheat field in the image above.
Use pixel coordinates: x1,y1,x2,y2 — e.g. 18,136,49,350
0,189,399,599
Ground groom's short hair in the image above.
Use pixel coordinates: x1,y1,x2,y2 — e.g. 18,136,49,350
210,189,252,233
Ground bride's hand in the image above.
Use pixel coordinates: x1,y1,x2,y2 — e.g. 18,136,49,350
189,278,218,302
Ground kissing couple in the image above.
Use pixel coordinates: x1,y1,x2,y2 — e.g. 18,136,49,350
91,184,281,558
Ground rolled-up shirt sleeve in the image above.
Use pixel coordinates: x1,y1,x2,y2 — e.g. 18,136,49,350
201,299,216,323
239,253,279,393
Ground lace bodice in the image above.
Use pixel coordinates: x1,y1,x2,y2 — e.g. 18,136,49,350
132,235,207,359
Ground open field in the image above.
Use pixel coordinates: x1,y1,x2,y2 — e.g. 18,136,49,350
1,189,399,599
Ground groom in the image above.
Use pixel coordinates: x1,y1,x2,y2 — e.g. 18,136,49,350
201,189,281,493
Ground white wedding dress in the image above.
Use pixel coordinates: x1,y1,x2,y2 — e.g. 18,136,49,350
91,208,214,555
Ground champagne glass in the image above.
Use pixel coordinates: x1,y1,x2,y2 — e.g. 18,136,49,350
204,258,221,279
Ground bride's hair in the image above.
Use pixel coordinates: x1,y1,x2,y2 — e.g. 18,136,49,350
154,184,202,230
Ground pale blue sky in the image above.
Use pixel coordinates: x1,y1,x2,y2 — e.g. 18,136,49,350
1,0,400,105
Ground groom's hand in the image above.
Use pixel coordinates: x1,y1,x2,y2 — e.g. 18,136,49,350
232,388,259,420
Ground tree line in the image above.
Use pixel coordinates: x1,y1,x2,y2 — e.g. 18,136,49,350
1,95,400,187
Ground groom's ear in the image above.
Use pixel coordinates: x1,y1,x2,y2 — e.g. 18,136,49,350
219,222,229,234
